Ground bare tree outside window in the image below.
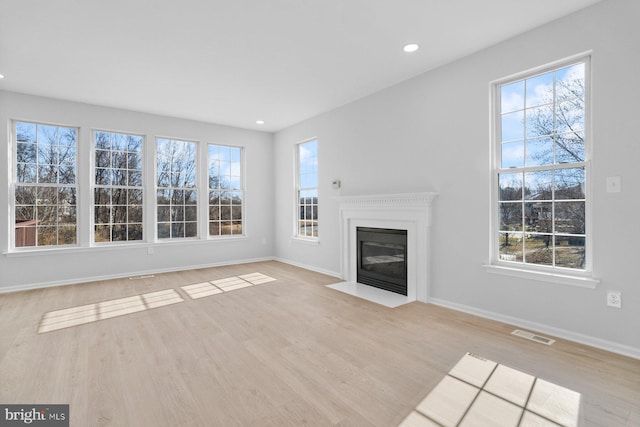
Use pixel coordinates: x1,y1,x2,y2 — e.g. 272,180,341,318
497,61,587,270
157,138,198,239
14,121,77,247
94,131,144,243
208,144,243,237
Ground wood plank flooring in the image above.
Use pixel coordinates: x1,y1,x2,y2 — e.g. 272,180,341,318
0,261,638,426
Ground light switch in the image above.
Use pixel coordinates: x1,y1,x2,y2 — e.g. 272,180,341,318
606,176,621,193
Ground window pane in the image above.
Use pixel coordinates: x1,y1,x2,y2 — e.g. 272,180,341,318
209,222,220,236
556,132,584,164
555,201,585,234
17,142,36,163
501,81,524,113
95,225,111,243
525,202,552,233
220,221,232,235
555,236,585,269
555,168,585,199
556,63,585,101
231,192,242,205
96,132,110,149
524,235,553,266
128,206,143,223
185,206,197,221
185,222,197,238
16,122,36,143
525,137,553,167
300,172,318,189
15,186,36,205
556,99,584,134
232,221,242,235
127,135,143,152
128,224,143,241
58,225,77,245
158,223,170,239
501,111,524,142
95,206,110,224
171,223,184,238
231,207,242,220
498,173,522,201
17,164,37,183
15,206,34,222
499,203,522,231
501,141,524,169
526,105,554,139
524,170,553,200
209,206,220,220
525,72,554,108
499,232,523,262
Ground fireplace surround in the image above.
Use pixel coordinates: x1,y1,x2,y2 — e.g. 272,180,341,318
329,192,437,307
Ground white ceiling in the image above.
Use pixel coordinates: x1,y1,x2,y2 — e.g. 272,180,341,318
0,0,602,132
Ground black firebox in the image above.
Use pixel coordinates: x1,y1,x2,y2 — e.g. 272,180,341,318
356,227,407,295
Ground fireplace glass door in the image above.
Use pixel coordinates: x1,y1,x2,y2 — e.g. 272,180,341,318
357,227,407,295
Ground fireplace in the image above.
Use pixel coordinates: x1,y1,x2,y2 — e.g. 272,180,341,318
357,227,407,295
329,192,437,307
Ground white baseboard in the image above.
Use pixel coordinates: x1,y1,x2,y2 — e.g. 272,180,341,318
274,257,342,279
0,256,276,294
429,297,640,360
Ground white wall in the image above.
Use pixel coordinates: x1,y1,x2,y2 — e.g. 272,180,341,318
0,91,275,291
274,0,640,356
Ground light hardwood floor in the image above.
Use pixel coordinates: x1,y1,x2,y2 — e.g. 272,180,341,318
0,261,638,426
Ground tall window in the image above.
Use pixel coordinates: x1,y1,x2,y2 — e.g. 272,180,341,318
156,138,198,239
208,144,243,236
296,139,318,238
94,131,144,243
14,121,77,248
495,58,589,271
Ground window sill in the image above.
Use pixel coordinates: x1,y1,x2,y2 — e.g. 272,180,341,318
483,264,599,289
3,236,248,257
291,237,320,246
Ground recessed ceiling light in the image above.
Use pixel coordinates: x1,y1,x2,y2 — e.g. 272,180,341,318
0,74,5,79
403,43,419,53
256,120,265,125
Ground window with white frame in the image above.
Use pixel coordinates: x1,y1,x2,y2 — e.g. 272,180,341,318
208,144,243,237
13,121,78,248
494,58,589,271
94,131,144,243
296,139,318,238
156,138,198,239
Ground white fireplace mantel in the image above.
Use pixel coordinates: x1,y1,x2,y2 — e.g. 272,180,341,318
330,192,437,307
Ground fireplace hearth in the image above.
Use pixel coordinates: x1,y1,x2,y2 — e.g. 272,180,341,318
357,227,407,295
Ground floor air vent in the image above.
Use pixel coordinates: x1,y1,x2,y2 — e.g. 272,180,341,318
511,329,555,345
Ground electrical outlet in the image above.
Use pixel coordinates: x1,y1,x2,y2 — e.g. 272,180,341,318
606,291,621,308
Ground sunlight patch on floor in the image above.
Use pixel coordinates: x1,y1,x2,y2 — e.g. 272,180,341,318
399,352,581,427
37,273,277,333
181,273,276,299
38,289,183,333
